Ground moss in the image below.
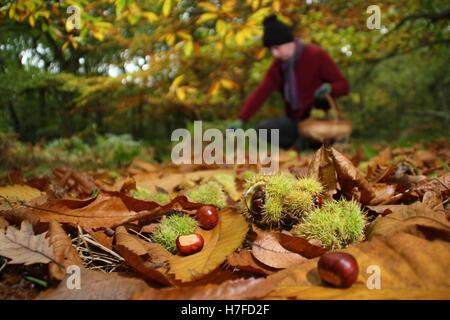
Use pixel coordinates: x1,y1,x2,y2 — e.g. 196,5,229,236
186,180,227,208
291,199,366,250
151,215,197,253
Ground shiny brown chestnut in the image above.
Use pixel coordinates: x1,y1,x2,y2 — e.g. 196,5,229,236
196,205,219,230
317,252,359,288
313,194,324,208
176,233,204,255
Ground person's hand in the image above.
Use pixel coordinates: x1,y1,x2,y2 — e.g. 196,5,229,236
227,119,244,130
314,83,332,100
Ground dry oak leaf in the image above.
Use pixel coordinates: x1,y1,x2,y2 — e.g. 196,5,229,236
227,250,277,275
0,220,55,265
168,206,248,282
366,202,450,240
262,225,450,300
36,268,149,300
47,220,83,280
251,229,307,269
33,191,200,231
131,277,276,300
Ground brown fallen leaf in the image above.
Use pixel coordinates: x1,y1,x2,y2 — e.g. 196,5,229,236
369,183,397,205
263,223,450,300
274,232,329,259
252,229,307,269
366,202,450,240
168,206,248,282
131,277,276,300
48,220,84,280
0,220,55,265
36,268,149,300
114,226,174,285
227,250,277,275
0,216,10,232
33,192,200,231
307,145,338,198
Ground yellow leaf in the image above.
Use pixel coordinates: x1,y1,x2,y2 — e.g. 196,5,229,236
197,2,218,12
235,30,246,46
208,81,221,96
29,15,35,27
176,88,186,101
162,0,171,17
183,40,194,56
216,20,228,37
272,0,281,12
222,0,236,13
168,207,248,282
92,31,104,41
251,0,260,11
171,74,185,88
176,30,192,41
248,7,272,22
196,12,218,24
221,79,238,90
255,47,267,60
0,185,43,204
142,11,159,23
166,33,175,46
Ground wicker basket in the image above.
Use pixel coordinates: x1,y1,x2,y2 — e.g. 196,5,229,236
298,94,352,142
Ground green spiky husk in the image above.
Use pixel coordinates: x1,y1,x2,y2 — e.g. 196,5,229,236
291,198,366,250
149,192,171,205
186,180,227,208
241,173,323,229
209,174,239,200
151,215,197,253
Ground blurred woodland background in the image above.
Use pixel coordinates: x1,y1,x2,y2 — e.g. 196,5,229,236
0,0,449,175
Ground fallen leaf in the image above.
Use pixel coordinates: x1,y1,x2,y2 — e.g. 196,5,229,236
168,206,248,282
33,192,200,231
369,183,397,205
0,220,54,265
275,232,329,259
227,250,277,275
366,202,450,240
36,268,149,300
0,184,43,207
252,229,307,269
131,277,275,300
263,224,450,299
47,220,84,280
0,216,9,232
115,226,148,256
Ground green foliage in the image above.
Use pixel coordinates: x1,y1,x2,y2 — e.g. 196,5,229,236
291,199,367,250
0,132,152,177
151,215,197,254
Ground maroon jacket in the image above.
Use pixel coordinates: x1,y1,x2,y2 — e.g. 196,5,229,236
238,44,349,122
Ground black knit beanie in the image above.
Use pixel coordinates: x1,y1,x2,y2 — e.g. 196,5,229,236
262,14,294,47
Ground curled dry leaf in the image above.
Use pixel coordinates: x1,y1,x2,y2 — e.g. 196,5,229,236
131,277,276,300
36,268,149,300
168,206,248,282
48,220,83,280
0,220,55,265
264,223,450,300
366,202,450,240
275,232,329,259
252,229,307,269
227,250,277,275
114,226,173,286
33,192,201,231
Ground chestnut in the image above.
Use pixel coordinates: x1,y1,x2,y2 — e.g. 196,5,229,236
176,233,204,255
252,189,265,214
317,252,359,288
196,205,219,230
313,195,323,208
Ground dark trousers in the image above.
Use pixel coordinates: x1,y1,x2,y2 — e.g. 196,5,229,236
256,115,322,151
